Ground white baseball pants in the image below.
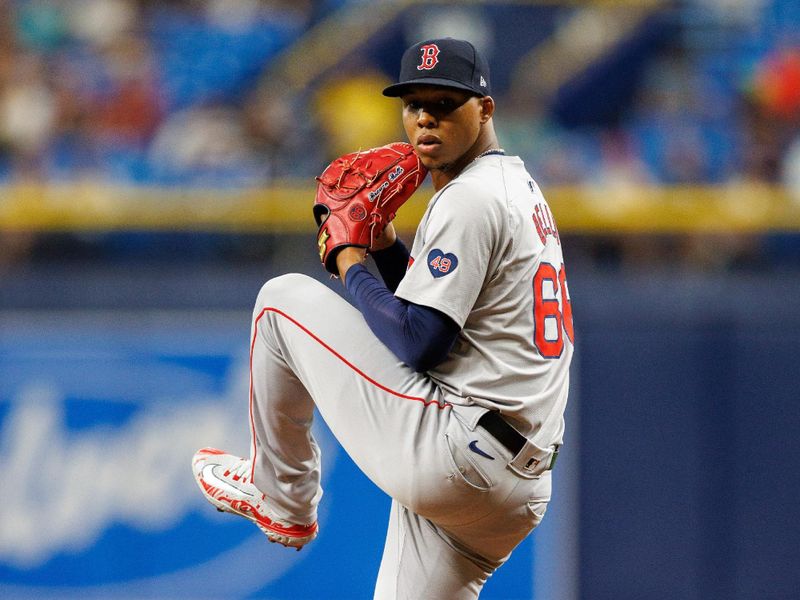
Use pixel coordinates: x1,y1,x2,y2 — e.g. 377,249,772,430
248,274,551,599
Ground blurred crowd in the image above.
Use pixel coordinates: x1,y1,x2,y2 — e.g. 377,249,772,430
502,0,800,196
0,0,798,190
0,0,799,272
0,0,339,187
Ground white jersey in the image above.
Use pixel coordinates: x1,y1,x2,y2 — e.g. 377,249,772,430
395,154,574,446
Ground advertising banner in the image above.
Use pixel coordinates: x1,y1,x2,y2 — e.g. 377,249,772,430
0,311,575,599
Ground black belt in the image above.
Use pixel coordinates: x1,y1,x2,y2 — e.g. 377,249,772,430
477,411,559,470
477,411,526,455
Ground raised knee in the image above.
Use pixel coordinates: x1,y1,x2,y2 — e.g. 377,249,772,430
256,273,322,309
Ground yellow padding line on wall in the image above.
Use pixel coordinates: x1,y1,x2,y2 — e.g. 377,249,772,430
1,183,799,234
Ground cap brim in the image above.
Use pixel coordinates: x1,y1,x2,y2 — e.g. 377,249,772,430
382,77,485,97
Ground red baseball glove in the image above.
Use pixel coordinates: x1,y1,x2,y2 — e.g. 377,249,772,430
313,142,428,275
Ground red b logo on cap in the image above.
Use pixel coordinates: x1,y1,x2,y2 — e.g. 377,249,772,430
417,44,440,70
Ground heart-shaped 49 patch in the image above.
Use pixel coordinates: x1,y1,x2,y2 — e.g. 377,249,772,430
427,249,458,278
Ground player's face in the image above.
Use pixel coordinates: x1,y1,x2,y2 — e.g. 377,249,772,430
400,86,491,174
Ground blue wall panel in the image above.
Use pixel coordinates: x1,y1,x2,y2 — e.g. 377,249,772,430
2,266,797,599
0,310,547,599
573,271,800,600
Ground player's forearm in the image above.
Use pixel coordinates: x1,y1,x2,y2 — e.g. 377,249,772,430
345,264,459,372
335,247,367,283
371,237,410,293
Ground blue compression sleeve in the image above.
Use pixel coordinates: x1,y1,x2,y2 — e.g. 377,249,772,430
345,263,459,372
371,238,410,293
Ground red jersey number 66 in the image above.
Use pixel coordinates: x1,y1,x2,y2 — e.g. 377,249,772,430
533,263,574,358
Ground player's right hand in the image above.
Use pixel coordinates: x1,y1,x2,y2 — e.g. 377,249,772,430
371,223,397,252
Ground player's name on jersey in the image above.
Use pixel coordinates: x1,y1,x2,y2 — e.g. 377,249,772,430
532,200,560,245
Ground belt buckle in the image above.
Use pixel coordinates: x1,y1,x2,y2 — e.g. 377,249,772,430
523,456,540,473
509,443,559,478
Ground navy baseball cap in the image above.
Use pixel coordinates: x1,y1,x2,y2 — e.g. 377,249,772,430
382,38,491,98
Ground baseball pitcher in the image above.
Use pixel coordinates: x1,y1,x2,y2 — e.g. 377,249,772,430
193,37,574,599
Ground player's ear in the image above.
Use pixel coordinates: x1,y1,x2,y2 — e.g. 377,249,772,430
479,96,495,123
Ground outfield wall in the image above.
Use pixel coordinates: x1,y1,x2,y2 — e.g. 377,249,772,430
0,251,576,600
1,246,797,598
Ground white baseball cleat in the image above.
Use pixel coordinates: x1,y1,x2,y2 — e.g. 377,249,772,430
192,447,318,550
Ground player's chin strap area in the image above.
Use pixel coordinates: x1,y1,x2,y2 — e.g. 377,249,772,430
476,411,559,479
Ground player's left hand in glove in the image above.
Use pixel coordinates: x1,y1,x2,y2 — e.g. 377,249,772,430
313,142,428,275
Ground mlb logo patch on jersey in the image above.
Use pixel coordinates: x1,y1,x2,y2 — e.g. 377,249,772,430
427,249,458,278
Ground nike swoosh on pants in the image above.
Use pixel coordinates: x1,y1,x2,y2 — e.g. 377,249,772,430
468,440,495,460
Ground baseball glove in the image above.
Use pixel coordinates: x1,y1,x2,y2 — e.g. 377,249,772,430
313,142,428,275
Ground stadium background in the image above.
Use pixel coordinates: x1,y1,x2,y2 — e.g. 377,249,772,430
1,0,798,598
